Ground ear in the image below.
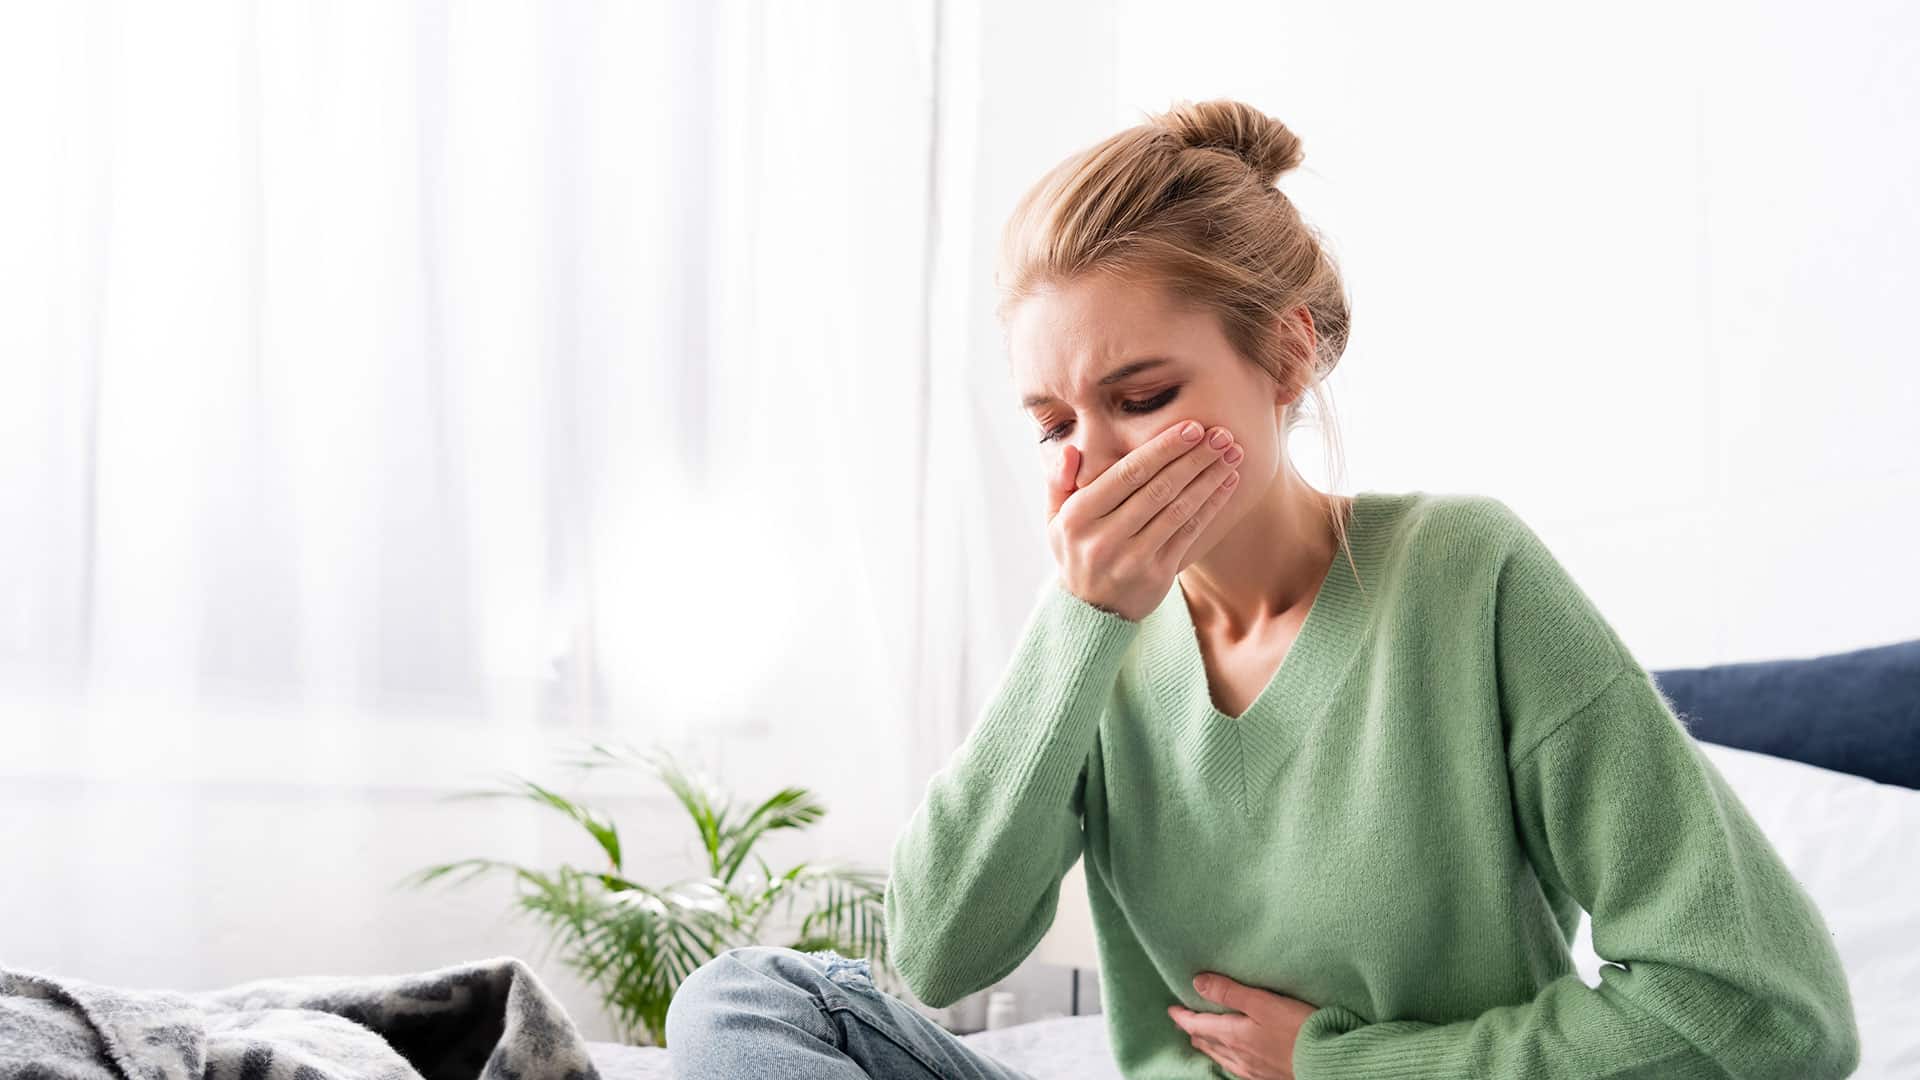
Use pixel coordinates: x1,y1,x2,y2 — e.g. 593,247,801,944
1270,304,1318,407
1287,303,1318,353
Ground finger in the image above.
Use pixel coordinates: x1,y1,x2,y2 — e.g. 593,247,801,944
1142,451,1239,558
1070,418,1208,522
1189,1035,1244,1077
1155,455,1240,568
1046,444,1078,521
1172,1006,1256,1043
1107,425,1234,541
1195,976,1281,1025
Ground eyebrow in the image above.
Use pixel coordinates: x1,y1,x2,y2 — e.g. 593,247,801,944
1020,357,1177,410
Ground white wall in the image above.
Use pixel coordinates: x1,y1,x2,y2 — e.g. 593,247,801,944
1100,0,1920,667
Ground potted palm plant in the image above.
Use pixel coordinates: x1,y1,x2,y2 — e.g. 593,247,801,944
405,741,896,1046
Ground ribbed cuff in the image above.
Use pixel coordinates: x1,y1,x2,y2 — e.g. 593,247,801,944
1293,1005,1445,1080
1043,575,1143,632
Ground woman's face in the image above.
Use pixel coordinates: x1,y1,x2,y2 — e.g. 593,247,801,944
1007,273,1294,543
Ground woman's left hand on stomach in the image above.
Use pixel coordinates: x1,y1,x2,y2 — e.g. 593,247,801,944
1168,972,1317,1080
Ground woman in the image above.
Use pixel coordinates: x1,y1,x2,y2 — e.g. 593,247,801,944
665,98,1861,1080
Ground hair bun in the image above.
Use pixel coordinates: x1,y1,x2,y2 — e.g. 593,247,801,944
1155,98,1303,186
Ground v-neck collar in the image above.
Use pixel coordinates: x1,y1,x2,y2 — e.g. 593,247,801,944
1139,491,1398,816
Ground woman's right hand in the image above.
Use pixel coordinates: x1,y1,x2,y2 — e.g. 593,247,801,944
1045,419,1243,622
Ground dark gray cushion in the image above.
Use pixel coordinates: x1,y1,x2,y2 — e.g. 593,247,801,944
1651,638,1920,790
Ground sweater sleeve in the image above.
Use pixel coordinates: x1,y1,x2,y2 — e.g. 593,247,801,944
883,576,1142,1010
1290,506,1861,1080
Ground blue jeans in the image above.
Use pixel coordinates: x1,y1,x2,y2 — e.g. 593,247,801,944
665,945,1039,1079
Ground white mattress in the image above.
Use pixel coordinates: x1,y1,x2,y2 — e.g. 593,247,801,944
585,1013,1119,1080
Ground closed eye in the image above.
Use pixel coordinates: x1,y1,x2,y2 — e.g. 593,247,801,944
1038,386,1182,444
1041,386,1184,443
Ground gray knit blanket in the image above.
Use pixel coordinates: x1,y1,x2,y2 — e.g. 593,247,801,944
0,957,600,1080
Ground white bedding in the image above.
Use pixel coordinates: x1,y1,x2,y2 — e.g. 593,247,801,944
584,1014,1122,1080
588,740,1920,1079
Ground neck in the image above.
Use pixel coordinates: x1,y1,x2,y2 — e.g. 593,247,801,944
1177,461,1346,639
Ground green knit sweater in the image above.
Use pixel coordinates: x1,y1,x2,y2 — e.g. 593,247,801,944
884,490,1860,1079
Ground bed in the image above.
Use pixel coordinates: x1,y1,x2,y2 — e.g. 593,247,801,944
583,637,1920,1079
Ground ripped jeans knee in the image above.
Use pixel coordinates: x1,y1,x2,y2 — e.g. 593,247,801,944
803,947,875,991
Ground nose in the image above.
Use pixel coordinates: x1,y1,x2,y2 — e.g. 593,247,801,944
1069,432,1128,490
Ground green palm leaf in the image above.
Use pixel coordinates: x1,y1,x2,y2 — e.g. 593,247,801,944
404,739,900,1047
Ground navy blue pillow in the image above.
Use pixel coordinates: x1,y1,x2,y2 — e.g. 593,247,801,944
1651,638,1920,790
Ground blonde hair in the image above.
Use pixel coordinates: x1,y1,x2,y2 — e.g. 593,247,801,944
994,98,1362,588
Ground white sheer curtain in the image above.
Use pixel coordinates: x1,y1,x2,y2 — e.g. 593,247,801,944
1,0,948,771
0,0,1059,1023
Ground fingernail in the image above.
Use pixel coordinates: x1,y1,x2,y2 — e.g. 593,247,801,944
1181,422,1202,441
1224,446,1243,464
1208,428,1232,449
